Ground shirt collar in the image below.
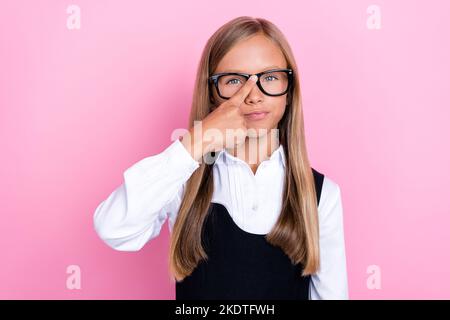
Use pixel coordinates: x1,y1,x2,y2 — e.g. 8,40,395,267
214,144,286,168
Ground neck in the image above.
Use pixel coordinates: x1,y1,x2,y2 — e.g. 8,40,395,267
226,132,280,166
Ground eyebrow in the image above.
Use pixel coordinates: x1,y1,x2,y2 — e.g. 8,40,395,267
219,65,285,74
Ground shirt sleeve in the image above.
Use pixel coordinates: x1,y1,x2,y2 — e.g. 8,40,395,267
309,176,349,299
93,138,200,251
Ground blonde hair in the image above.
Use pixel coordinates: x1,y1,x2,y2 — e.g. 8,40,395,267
169,16,320,281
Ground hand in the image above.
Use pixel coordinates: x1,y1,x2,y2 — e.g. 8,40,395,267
201,74,258,152
181,75,257,161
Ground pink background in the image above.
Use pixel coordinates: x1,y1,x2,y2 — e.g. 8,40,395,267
1,0,449,299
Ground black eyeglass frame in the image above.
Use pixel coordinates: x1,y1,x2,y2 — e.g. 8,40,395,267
208,68,294,100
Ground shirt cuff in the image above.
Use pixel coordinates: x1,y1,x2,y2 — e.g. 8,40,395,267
165,138,201,175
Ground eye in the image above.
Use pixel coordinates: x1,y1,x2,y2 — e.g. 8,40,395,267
225,78,243,85
262,75,279,82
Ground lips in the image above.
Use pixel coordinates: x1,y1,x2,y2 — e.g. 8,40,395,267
244,111,269,121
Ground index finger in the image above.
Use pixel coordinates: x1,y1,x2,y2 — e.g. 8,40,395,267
228,74,258,107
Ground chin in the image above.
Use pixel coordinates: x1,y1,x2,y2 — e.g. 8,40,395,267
246,126,271,138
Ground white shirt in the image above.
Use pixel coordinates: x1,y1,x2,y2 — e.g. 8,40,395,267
93,138,349,300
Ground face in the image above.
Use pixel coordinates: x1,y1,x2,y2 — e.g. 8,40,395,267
211,34,289,138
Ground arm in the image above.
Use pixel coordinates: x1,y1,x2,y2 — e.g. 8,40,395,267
309,176,349,299
93,138,200,251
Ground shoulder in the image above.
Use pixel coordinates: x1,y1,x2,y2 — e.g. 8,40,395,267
317,173,344,225
311,168,341,207
321,175,341,203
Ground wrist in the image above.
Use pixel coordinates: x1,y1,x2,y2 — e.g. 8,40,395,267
180,129,208,162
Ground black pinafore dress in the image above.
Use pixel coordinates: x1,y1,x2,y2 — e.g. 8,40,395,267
176,168,324,300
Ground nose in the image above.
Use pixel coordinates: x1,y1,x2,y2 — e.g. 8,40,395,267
244,80,264,105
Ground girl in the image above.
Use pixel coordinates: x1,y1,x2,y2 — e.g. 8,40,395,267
93,16,348,300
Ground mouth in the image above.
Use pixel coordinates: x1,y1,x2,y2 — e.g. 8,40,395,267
244,111,269,121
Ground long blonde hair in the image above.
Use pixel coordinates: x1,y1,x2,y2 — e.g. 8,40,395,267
169,16,320,281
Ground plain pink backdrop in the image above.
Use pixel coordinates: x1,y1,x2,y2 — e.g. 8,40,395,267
1,0,449,299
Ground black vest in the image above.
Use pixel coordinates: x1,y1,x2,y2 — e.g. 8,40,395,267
176,167,324,300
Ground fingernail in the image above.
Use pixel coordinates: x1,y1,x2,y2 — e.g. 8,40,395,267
250,75,257,82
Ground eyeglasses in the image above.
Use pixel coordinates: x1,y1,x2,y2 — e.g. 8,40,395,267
209,68,293,99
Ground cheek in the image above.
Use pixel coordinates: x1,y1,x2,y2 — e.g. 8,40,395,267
268,100,287,124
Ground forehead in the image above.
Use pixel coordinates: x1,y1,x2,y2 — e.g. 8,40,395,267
215,34,287,74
